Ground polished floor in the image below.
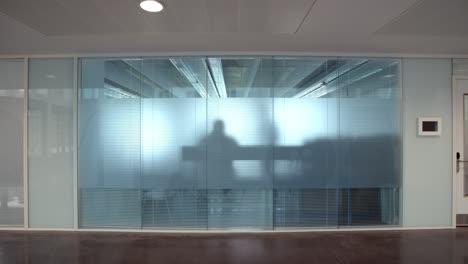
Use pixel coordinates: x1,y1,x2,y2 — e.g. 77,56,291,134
0,228,467,263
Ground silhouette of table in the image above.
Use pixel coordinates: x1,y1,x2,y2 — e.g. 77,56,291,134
182,146,308,160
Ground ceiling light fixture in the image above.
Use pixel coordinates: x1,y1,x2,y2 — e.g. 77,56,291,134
140,0,164,12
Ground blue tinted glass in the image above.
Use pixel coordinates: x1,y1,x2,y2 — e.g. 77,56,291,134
78,57,401,230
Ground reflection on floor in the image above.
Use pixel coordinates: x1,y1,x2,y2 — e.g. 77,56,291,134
0,228,467,263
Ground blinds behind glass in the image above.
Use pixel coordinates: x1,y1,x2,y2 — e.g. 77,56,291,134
78,57,401,230
0,60,24,227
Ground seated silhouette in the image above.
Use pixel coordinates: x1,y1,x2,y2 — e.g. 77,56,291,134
200,120,239,187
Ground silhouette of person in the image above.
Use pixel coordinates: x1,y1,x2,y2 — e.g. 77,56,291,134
199,120,239,220
200,120,239,188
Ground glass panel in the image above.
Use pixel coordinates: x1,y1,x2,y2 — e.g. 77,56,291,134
0,59,24,226
272,57,340,229
206,57,273,230
79,58,142,228
28,58,75,228
140,58,208,229
78,56,401,230
334,58,401,226
79,58,210,229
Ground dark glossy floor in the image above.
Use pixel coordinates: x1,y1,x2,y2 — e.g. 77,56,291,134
0,228,468,264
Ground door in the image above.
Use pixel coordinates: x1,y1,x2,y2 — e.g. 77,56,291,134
454,77,468,225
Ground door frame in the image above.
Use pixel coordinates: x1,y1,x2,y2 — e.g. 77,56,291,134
452,76,468,227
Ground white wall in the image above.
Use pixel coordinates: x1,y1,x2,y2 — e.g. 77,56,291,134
402,58,453,227
454,59,468,76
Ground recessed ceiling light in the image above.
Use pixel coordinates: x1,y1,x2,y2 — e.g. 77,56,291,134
140,0,164,12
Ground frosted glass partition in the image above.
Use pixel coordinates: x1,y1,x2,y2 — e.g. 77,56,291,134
0,59,24,227
273,58,340,228
334,59,400,226
28,58,75,228
78,57,401,230
206,58,275,229
79,58,143,228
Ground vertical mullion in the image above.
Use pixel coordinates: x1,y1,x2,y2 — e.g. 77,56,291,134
399,58,404,227
73,57,79,229
271,57,275,230
23,57,29,229
205,57,209,230
140,58,143,229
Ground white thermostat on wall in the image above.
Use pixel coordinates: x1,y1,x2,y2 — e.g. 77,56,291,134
418,117,442,136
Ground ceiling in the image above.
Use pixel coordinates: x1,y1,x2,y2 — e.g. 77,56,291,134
0,0,468,55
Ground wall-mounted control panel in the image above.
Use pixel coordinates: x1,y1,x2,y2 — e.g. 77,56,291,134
418,117,441,136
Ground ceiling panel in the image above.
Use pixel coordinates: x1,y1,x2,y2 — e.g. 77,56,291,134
296,0,419,36
0,0,314,36
2,0,468,55
376,0,468,37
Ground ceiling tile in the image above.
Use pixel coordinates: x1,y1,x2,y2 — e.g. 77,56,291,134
377,0,468,37
0,0,313,35
297,0,419,36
